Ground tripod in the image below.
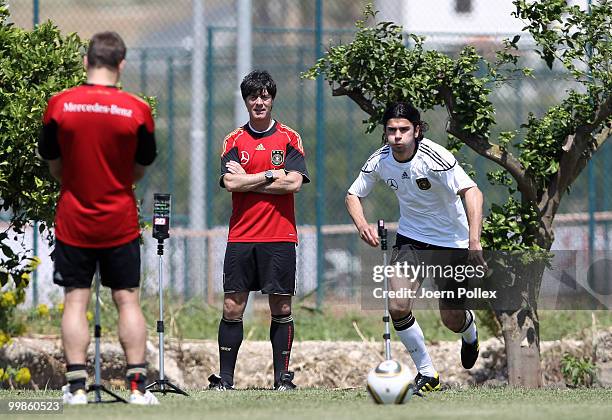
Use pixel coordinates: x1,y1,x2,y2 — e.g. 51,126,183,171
146,238,188,396
87,267,127,403
378,219,392,361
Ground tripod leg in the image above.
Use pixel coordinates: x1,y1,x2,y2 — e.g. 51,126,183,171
94,268,103,402
164,381,189,396
146,379,189,396
87,384,128,404
87,267,128,404
145,239,188,397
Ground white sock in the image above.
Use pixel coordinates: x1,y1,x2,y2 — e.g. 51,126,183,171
460,310,478,344
395,319,437,377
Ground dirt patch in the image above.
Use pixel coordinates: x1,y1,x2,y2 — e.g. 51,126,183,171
1,328,611,390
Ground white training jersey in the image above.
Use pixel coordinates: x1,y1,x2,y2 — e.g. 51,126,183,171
348,138,477,248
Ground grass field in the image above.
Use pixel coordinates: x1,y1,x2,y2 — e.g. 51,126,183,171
1,387,611,420
15,296,612,342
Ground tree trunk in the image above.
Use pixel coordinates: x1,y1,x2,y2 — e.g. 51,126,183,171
491,247,548,388
498,309,543,387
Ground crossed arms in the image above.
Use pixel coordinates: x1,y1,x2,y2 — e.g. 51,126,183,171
222,161,303,194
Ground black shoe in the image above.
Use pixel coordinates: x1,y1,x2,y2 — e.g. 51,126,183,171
414,372,441,395
208,374,234,391
274,371,296,391
461,331,480,369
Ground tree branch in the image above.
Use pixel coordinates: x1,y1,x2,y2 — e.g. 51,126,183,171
331,84,377,117
570,125,612,186
539,95,612,234
439,86,537,203
567,95,612,186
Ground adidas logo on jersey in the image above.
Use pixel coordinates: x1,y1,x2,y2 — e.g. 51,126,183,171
256,143,265,151
402,171,409,179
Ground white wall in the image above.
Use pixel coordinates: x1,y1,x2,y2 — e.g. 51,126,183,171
375,0,589,36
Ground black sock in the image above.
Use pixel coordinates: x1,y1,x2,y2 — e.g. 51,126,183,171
218,317,243,386
66,364,87,393
270,313,294,384
392,312,415,331
126,363,148,393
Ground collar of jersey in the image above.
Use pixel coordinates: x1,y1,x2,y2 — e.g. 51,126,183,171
391,139,421,164
245,120,277,139
84,83,118,89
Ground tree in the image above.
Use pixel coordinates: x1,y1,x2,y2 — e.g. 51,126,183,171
0,0,85,385
305,0,611,387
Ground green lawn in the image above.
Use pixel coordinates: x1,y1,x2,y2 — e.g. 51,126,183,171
15,294,612,342
1,387,611,420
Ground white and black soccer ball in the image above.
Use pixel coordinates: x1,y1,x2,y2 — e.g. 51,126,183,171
366,360,414,404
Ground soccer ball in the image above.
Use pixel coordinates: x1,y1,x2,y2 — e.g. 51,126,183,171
366,359,415,404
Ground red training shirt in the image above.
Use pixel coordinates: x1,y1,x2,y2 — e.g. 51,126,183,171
39,84,156,248
220,121,310,243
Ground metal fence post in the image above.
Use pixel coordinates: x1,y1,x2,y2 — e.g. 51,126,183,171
587,0,596,263
32,0,40,308
346,98,356,298
315,0,325,308
296,46,305,225
183,236,189,302
33,0,39,26
588,156,596,260
167,55,175,196
205,26,215,305
605,143,611,250
140,49,148,95
206,27,215,230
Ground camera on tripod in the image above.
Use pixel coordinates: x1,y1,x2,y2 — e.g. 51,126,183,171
147,193,188,396
153,193,171,241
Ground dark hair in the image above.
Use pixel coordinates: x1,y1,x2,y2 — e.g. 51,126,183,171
381,102,428,142
240,70,277,100
87,31,126,70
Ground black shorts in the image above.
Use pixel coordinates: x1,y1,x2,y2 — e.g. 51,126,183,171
390,234,470,308
223,242,296,295
53,238,141,290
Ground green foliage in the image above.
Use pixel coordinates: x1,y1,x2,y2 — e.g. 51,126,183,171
0,255,39,387
0,1,85,251
482,197,541,250
305,1,612,253
513,0,612,190
518,90,601,189
0,0,85,356
514,0,611,90
304,4,611,377
561,353,596,387
303,5,495,138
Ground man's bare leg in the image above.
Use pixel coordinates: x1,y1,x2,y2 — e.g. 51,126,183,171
112,288,146,363
112,287,150,395
62,288,91,364
62,287,91,396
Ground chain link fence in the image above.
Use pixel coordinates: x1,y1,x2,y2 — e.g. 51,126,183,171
6,0,610,308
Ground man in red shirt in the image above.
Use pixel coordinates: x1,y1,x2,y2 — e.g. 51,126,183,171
38,32,158,405
209,70,309,391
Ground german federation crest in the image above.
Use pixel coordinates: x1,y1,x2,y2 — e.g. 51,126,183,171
416,177,431,190
271,150,284,166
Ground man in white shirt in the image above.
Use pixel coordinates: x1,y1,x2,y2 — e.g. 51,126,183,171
346,102,486,394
